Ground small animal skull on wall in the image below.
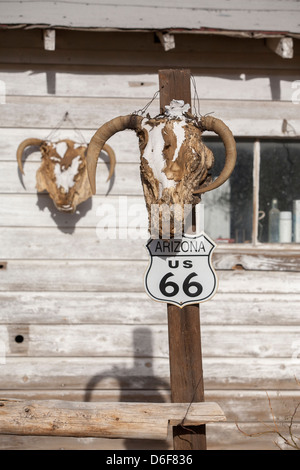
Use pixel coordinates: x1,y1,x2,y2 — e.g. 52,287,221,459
17,138,115,212
86,100,237,237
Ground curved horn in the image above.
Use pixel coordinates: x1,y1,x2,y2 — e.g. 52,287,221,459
194,116,237,194
103,144,116,182
86,114,143,194
16,138,44,175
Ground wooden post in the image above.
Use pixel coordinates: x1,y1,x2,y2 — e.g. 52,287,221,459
159,69,207,450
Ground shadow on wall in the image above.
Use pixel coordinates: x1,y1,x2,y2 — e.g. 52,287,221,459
36,192,93,234
84,327,171,450
18,146,114,234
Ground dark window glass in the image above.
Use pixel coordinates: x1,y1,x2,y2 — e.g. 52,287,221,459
202,139,253,244
259,140,300,243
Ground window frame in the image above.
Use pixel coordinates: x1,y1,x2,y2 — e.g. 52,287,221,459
205,136,300,252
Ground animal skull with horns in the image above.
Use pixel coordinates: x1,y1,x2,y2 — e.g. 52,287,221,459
86,100,237,238
17,138,115,212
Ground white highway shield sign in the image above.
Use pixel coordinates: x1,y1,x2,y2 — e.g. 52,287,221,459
144,232,218,308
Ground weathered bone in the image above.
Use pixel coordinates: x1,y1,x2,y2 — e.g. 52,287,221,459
86,100,236,237
16,138,115,213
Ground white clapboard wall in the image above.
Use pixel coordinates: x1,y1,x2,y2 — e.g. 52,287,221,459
0,28,299,450
1,0,300,36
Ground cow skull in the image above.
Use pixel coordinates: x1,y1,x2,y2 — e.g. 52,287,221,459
17,138,115,212
86,100,236,237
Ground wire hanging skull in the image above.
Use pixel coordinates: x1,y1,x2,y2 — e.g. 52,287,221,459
86,100,237,238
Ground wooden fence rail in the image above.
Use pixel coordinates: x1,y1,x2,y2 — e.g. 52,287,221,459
0,399,225,441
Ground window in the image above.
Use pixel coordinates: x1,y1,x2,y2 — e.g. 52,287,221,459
202,138,300,245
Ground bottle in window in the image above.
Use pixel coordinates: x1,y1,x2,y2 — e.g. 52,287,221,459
279,211,292,243
293,200,300,242
268,198,280,242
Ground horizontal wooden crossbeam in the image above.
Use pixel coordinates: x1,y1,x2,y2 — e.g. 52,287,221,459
0,399,226,441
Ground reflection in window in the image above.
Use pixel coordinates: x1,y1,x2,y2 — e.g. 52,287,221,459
259,141,300,243
202,139,253,244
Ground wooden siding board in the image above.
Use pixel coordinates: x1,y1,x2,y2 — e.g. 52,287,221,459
1,1,300,33
0,357,298,390
0,64,298,102
1,324,300,359
0,291,299,326
1,98,299,137
0,194,148,228
0,260,299,293
0,427,285,450
3,0,300,11
0,162,143,195
0,129,140,164
1,47,299,68
0,30,291,54
1,228,300,274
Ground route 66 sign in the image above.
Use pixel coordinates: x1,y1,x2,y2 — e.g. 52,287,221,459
144,232,218,308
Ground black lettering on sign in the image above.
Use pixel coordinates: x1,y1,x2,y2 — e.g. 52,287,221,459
168,260,179,269
183,260,193,268
159,273,179,297
183,273,203,297
159,272,203,298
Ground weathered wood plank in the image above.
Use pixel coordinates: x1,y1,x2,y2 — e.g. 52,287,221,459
1,42,299,68
0,291,298,326
0,128,140,163
0,67,298,102
0,433,172,450
3,389,300,424
0,291,164,324
0,399,225,440
208,390,300,423
0,434,148,451
1,421,298,450
1,227,300,272
208,422,300,450
214,250,300,272
7,0,299,11
0,357,298,390
1,98,300,137
1,47,289,69
0,29,287,57
0,194,148,228
0,259,144,292
1,324,300,359
0,389,298,450
1,161,143,196
1,2,300,34
0,227,148,259
0,389,299,450
0,260,299,293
